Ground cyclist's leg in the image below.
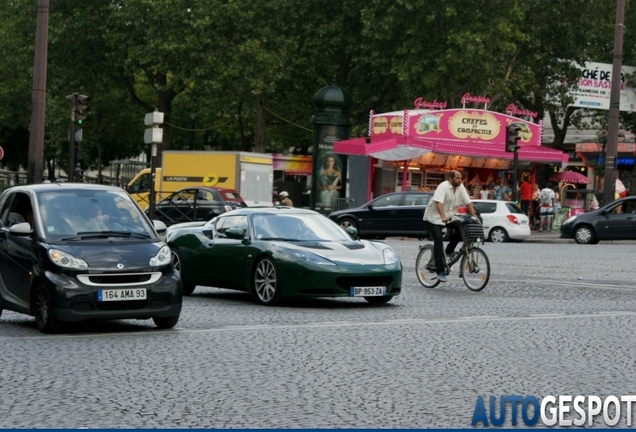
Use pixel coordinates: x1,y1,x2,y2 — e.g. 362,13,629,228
446,221,463,255
426,221,445,274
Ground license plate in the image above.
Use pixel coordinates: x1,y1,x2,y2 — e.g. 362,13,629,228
97,288,147,302
350,286,386,297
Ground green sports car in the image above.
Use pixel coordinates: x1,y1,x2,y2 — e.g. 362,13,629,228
165,207,402,305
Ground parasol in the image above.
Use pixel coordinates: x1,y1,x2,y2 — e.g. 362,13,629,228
549,171,590,185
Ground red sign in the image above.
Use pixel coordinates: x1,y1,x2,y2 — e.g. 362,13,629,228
0,146,4,161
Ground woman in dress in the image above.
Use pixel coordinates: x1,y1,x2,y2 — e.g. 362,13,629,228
318,155,342,206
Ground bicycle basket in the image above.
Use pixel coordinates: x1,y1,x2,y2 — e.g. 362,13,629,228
463,223,485,240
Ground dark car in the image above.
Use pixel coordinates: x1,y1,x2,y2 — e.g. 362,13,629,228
0,183,182,333
560,196,636,244
328,192,433,239
150,186,247,226
166,207,401,304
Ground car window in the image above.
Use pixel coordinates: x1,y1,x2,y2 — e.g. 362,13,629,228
403,194,430,206
474,202,497,214
505,203,523,214
216,215,248,237
371,194,401,208
2,192,35,228
222,190,242,201
609,199,636,214
196,190,215,201
170,190,194,203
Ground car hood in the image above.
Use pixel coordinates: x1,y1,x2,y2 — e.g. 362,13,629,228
50,241,165,271
279,239,390,265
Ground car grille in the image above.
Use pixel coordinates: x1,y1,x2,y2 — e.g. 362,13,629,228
76,272,162,287
96,300,149,311
335,276,393,290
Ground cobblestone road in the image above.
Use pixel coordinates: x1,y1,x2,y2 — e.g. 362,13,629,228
1,235,635,428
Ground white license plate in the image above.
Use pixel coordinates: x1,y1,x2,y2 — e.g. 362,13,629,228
350,286,386,297
97,288,147,302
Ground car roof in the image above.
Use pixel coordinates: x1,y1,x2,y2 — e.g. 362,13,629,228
174,186,240,194
221,207,318,216
2,183,124,194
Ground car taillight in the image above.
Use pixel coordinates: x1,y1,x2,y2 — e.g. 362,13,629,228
506,215,518,224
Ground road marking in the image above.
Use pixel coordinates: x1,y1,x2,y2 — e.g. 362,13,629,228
491,278,636,291
3,311,636,340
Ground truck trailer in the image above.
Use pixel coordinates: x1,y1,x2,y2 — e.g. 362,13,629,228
126,151,274,208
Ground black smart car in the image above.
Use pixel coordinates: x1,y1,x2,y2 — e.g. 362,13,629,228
560,196,636,244
0,183,182,333
328,192,433,239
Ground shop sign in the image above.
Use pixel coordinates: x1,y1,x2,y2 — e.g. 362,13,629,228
448,111,500,140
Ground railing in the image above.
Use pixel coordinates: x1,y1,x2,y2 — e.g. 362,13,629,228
330,197,356,212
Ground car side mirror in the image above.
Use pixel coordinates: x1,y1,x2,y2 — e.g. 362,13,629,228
345,226,358,238
367,204,374,210
225,227,246,240
9,222,32,236
153,220,167,236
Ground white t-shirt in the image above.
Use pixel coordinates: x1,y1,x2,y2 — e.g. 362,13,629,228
480,190,490,199
424,180,472,225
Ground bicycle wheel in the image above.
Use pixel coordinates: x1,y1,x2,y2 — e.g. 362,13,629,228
460,247,490,291
415,245,441,288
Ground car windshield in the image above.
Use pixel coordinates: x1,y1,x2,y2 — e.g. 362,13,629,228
252,213,353,242
36,189,156,242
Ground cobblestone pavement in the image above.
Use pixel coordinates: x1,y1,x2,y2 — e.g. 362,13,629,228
1,238,635,428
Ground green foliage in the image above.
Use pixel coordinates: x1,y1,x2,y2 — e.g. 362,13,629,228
0,0,632,176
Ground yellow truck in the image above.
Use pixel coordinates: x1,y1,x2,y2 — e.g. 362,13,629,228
126,151,274,208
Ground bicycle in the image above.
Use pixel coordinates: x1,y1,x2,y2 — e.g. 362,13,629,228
415,215,490,291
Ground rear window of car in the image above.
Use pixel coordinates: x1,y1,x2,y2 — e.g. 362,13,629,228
474,202,497,214
221,190,244,201
505,203,524,214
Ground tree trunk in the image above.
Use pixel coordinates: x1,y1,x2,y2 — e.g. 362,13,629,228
254,97,267,153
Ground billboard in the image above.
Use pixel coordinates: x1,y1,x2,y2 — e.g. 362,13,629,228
570,61,636,112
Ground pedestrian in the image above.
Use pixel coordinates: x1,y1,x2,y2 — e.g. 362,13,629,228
538,182,555,232
519,178,532,215
479,184,490,200
279,191,293,207
531,183,540,229
423,170,478,283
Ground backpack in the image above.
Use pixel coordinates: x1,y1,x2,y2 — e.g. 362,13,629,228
540,189,552,205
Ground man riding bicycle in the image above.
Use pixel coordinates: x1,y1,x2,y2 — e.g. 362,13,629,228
423,170,478,282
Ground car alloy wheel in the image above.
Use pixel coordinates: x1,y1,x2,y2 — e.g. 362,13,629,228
253,257,282,306
171,247,196,296
338,218,357,231
489,227,508,243
33,283,62,334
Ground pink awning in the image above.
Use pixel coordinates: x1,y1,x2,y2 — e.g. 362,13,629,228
334,136,568,166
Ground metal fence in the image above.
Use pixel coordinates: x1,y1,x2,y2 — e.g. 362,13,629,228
330,197,356,212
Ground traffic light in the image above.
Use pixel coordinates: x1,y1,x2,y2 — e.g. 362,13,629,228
65,92,89,124
506,124,520,152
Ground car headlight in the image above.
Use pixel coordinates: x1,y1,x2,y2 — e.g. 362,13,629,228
149,244,172,266
48,249,88,270
285,249,335,265
562,216,577,225
383,248,400,265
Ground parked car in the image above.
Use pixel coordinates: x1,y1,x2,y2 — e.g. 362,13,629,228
149,186,247,226
166,207,402,304
469,199,531,242
328,192,433,239
560,196,636,244
0,183,182,333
